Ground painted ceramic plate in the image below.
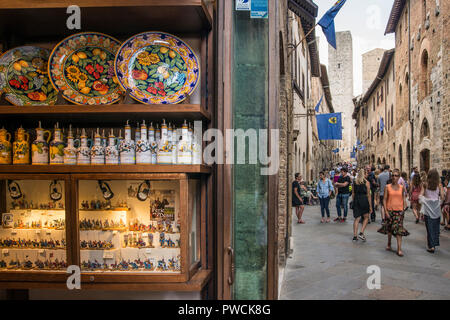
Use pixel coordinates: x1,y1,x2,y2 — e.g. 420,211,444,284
115,32,200,104
0,46,57,106
48,32,122,105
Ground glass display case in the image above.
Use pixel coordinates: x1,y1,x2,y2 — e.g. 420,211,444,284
77,179,181,274
0,179,67,272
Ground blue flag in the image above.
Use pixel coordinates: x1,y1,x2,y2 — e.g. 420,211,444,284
350,151,356,159
359,145,365,151
357,139,361,146
315,94,323,112
380,117,385,132
316,113,342,140
318,0,347,49
332,148,339,154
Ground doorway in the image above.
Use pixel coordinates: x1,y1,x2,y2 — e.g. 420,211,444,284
420,149,430,173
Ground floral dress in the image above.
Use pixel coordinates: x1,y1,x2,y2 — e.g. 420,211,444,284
377,184,410,237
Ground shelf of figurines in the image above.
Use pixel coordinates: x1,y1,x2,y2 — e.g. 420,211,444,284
0,120,211,174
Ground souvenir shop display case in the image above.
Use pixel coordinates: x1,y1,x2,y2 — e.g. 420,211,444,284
0,0,215,292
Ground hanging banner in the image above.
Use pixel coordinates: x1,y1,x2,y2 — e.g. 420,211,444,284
236,0,251,11
251,0,268,18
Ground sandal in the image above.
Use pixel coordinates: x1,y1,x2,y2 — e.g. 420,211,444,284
396,250,404,257
427,247,435,253
321,218,325,223
326,218,330,223
299,220,306,224
386,245,392,251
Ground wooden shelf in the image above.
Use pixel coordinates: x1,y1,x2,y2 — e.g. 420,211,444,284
0,1,212,40
0,164,211,174
0,104,210,127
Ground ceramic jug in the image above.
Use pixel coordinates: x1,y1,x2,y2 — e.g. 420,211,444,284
177,120,192,165
148,123,158,165
31,122,51,165
77,129,92,165
136,121,151,164
191,122,202,165
13,127,30,165
64,125,78,165
0,127,12,165
135,123,141,142
101,130,107,148
91,128,105,165
171,123,178,165
105,129,119,165
49,123,65,165
119,121,135,164
157,119,172,164
155,123,161,147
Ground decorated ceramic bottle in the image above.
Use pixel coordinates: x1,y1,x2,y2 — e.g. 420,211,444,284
177,120,192,165
136,121,151,164
0,127,12,165
64,125,78,165
155,123,161,147
105,129,119,165
157,119,172,164
91,128,105,165
13,126,30,165
192,122,202,165
77,129,92,165
135,123,141,142
171,123,178,165
119,121,135,164
116,130,123,164
148,123,158,165
49,123,65,165
31,122,51,165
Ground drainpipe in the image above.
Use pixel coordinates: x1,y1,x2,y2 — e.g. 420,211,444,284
408,0,413,170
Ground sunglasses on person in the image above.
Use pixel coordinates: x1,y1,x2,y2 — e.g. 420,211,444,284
392,174,400,177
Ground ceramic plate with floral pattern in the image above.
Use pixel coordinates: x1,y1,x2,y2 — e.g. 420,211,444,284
48,32,122,105
0,46,57,106
115,32,200,104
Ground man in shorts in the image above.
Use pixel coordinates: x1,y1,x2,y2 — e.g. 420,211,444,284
377,165,391,222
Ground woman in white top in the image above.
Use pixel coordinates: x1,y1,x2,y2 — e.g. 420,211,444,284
419,169,445,253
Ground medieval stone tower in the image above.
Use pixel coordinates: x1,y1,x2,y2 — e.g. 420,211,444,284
362,48,386,93
328,31,354,162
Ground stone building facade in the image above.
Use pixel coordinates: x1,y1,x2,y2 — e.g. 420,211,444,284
277,0,320,267
353,49,397,168
384,0,449,173
328,31,355,162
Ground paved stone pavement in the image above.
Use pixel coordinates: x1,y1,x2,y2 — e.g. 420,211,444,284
280,200,450,300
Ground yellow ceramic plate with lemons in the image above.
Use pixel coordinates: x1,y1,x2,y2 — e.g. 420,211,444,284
0,46,57,106
48,32,122,105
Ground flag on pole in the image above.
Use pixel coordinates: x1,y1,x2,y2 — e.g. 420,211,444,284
380,116,385,133
332,148,339,154
316,113,342,140
315,94,324,113
318,0,347,49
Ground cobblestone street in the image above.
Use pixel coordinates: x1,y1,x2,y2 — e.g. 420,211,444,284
280,200,450,300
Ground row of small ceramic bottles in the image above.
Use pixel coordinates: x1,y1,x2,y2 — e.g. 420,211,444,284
0,120,202,165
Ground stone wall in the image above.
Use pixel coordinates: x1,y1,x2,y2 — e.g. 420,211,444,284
362,48,386,93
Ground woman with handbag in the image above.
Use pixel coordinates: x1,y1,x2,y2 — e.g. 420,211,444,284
377,169,409,257
419,169,445,253
409,174,422,223
351,169,372,242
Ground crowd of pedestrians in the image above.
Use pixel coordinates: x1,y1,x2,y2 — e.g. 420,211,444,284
292,162,450,256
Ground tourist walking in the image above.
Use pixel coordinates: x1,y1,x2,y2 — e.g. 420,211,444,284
292,173,305,224
377,165,391,221
443,177,450,231
409,173,422,223
317,171,333,223
419,169,445,253
352,169,372,242
378,169,409,257
334,167,351,222
366,165,378,222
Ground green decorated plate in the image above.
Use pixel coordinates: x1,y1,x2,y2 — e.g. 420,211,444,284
115,32,200,104
48,32,122,105
0,46,57,106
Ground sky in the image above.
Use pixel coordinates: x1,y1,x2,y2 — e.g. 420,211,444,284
314,0,395,96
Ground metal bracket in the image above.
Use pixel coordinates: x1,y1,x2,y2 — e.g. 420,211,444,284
227,246,235,286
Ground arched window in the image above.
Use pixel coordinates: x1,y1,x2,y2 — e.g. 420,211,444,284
422,0,427,22
420,118,430,140
398,145,403,171
391,105,394,127
406,140,411,174
279,31,285,76
420,50,429,101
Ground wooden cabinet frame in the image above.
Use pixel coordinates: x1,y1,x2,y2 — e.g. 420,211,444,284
0,0,216,294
